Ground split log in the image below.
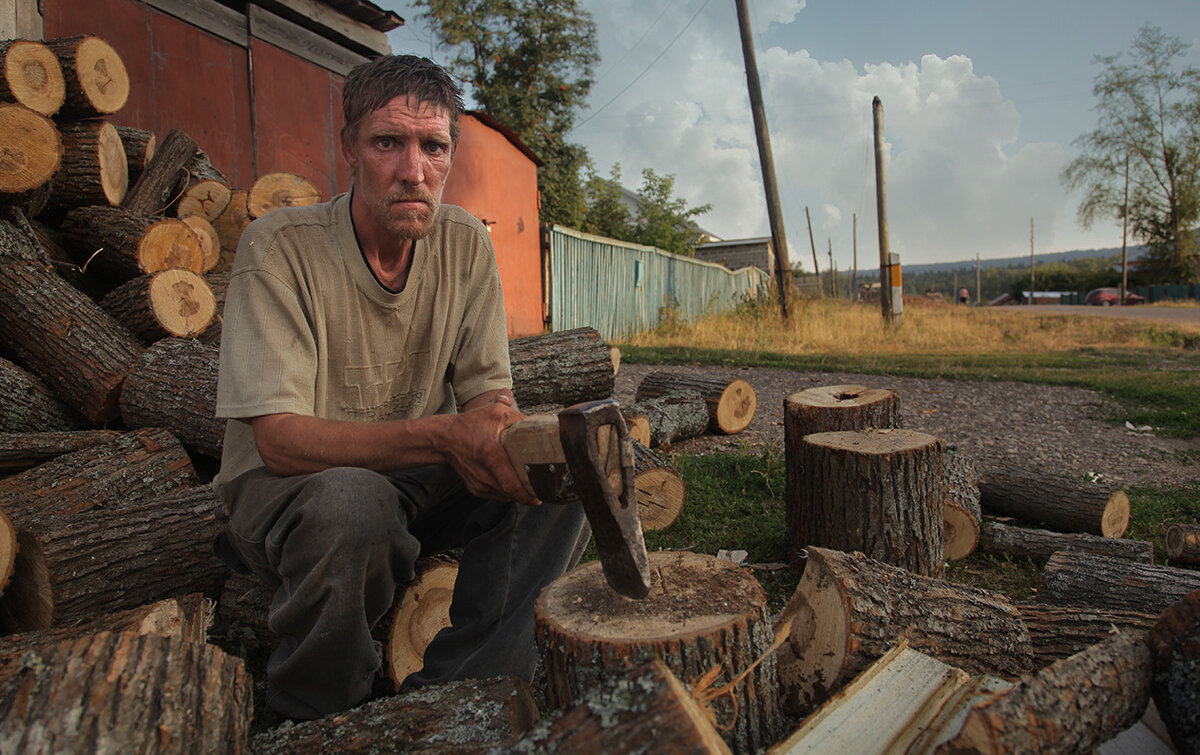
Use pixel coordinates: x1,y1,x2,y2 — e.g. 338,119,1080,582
508,327,616,409
934,629,1152,754
793,428,945,575
0,430,120,472
247,171,321,218
627,392,709,448
536,550,785,754
116,125,154,185
0,630,250,753
943,446,982,561
60,205,206,284
174,149,230,220
45,35,130,118
0,355,87,432
774,546,1033,716
1165,523,1200,565
122,128,196,216
513,660,731,754
0,210,144,425
980,518,1153,564
978,460,1130,538
212,187,250,265
42,118,126,217
1016,603,1158,670
634,439,686,531
0,40,66,116
179,213,221,271
635,371,757,434
1039,549,1200,615
621,407,651,446
1146,589,1200,755
0,103,61,211
118,338,223,459
382,556,458,691
100,269,217,343
905,674,1016,755
251,676,537,754
0,430,227,628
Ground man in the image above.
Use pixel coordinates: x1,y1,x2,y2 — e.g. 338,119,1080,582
212,54,586,720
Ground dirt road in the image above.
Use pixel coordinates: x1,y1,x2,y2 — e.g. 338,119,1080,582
996,303,1200,327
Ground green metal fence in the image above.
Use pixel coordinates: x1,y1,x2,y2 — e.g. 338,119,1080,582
544,224,770,340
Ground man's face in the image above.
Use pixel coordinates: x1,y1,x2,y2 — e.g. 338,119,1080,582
342,96,454,242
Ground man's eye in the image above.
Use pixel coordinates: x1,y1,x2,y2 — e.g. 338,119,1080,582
377,137,394,149
425,141,449,154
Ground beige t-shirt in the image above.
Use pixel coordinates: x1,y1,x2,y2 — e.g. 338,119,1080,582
214,192,511,488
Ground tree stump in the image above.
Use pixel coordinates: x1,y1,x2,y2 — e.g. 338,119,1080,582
627,392,709,448
0,429,121,473
793,428,945,575
774,546,1033,716
0,104,61,207
60,205,206,284
1040,550,1200,615
0,355,87,432
1165,523,1200,565
45,35,130,119
251,676,538,754
633,439,686,531
382,557,458,691
122,128,197,216
116,125,155,185
43,119,126,218
1016,603,1158,670
978,460,1130,538
0,431,228,628
247,171,321,218
0,630,250,753
508,327,616,409
1146,589,1200,755
934,629,1152,754
536,550,784,754
118,338,223,460
980,519,1153,564
0,40,66,116
100,270,217,343
943,446,982,560
174,149,230,220
635,371,757,434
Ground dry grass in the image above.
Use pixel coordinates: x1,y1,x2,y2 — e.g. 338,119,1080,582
630,296,1200,355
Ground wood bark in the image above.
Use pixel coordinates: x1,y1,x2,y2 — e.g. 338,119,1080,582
935,629,1152,755
0,355,87,432
121,128,196,216
27,215,106,298
0,508,13,598
508,327,616,409
536,550,784,754
251,676,538,754
943,446,982,561
774,546,1033,717
116,125,154,186
1146,588,1200,755
1039,549,1200,615
0,39,66,116
382,557,458,691
627,391,709,448
174,149,230,220
0,630,250,754
978,460,1130,538
635,371,758,434
1015,603,1158,671
514,660,732,754
0,429,121,472
0,430,229,628
0,103,61,205
119,338,223,460
794,428,945,576
1165,523,1200,564
42,118,126,217
980,518,1153,564
198,270,229,347
100,270,217,343
0,211,145,425
634,439,686,531
45,35,130,118
60,205,206,284
247,171,321,218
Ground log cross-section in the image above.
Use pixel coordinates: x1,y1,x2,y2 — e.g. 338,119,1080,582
0,40,66,116
45,35,130,119
635,371,757,434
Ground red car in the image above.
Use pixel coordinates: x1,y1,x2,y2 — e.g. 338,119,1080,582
1085,287,1145,306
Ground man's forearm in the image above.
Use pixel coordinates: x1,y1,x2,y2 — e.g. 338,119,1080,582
251,413,456,477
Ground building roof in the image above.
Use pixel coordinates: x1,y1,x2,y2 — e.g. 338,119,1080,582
464,110,544,166
697,237,771,250
319,0,404,32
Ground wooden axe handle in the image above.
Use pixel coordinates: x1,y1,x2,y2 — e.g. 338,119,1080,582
500,413,621,501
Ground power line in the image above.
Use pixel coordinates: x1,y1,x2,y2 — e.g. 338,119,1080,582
590,0,681,88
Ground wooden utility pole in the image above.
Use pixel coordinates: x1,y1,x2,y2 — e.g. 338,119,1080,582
1120,154,1129,306
734,0,792,319
827,238,834,298
976,252,981,305
851,213,858,301
805,206,822,297
872,96,894,324
1029,217,1035,306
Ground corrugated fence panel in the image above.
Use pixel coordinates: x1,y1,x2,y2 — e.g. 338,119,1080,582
547,225,769,340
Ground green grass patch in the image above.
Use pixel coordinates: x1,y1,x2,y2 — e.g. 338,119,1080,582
1127,483,1200,562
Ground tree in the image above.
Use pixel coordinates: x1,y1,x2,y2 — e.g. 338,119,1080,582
415,0,599,226
1062,26,1200,283
581,163,632,240
629,168,713,256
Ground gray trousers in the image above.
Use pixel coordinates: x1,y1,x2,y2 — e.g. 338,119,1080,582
215,464,587,720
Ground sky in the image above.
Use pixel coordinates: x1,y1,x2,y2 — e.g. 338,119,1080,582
379,1,1200,269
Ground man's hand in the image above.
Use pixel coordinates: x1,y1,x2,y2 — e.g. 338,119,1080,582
447,389,541,506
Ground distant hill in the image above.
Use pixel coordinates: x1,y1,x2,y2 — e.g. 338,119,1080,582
887,245,1147,276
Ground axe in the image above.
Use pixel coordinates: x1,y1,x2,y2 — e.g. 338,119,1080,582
500,398,652,599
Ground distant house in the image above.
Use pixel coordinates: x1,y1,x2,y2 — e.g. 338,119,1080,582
695,237,774,274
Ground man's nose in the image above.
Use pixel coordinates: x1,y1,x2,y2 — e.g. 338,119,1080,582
394,144,425,184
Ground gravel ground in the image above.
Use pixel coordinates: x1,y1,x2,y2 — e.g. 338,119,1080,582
615,362,1200,489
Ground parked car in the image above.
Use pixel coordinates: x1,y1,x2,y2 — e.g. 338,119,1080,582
1084,287,1146,306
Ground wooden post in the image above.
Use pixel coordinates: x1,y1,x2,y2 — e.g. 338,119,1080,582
1120,154,1129,306
851,213,858,300
733,0,792,320
1029,217,1035,305
805,205,821,297
975,252,981,305
872,97,893,324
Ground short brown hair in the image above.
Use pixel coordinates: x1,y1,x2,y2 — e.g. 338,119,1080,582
341,55,465,147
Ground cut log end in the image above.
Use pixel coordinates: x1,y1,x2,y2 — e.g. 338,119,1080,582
139,218,206,275
61,36,130,116
636,467,685,531
147,269,217,338
715,377,756,434
248,172,321,218
1102,490,1131,539
95,120,129,205
0,509,15,597
384,560,458,690
944,503,981,561
177,214,220,272
0,104,61,194
2,41,67,116
177,179,231,221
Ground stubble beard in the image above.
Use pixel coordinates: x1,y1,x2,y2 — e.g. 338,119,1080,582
373,190,439,241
